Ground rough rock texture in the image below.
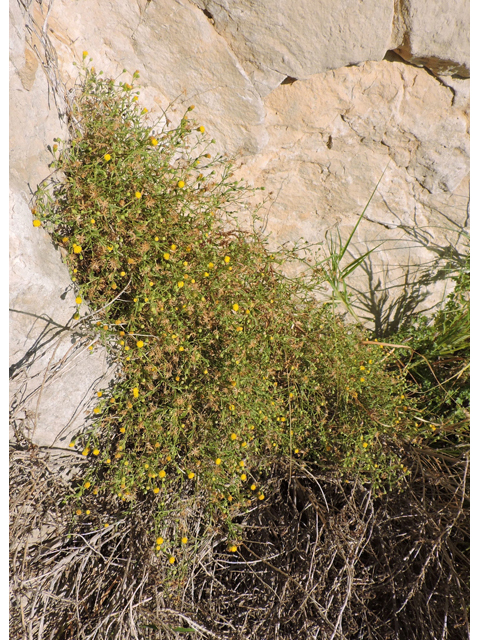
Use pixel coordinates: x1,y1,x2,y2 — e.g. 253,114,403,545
9,0,117,448
10,0,469,447
191,0,395,96
391,0,470,78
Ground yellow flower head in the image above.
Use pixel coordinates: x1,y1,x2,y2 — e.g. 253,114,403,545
181,536,188,544
188,472,195,479
215,458,222,465
135,191,142,199
156,537,164,545
240,473,247,481
33,219,41,227
84,481,91,489
104,153,111,161
232,304,239,311
197,126,205,133
150,138,158,146
75,296,82,305
163,252,170,260
177,180,185,188
136,340,144,348
73,244,82,254
153,487,160,494
159,470,166,478
82,51,88,59
168,556,176,564
228,545,237,553
177,281,184,288
363,442,368,448
133,387,139,398
93,449,100,456
224,256,231,264
230,433,237,441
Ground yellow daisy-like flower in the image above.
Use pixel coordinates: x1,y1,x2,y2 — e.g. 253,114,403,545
159,470,166,478
258,494,265,500
168,556,176,564
150,137,158,146
240,473,247,481
119,427,126,434
82,448,90,456
197,126,205,133
73,244,82,254
106,458,111,464
84,481,91,489
156,537,164,545
224,256,231,264
177,180,185,188
230,433,237,441
363,442,368,448
104,523,109,528
86,510,91,515
93,407,100,415
188,472,195,479
153,487,160,494
93,449,100,456
33,219,41,227
69,442,75,448
179,346,184,351
181,536,188,544
232,304,239,311
215,458,222,465
228,545,237,553
104,153,111,161
75,296,82,305
76,509,82,516
135,191,142,199
82,51,88,59
250,484,256,491
133,387,139,398
136,340,144,348
178,281,184,288
142,108,148,114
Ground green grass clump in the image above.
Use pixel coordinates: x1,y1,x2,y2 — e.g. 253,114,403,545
33,62,423,545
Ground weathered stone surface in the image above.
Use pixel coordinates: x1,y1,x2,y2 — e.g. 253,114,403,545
192,0,395,96
47,0,267,156
391,0,470,77
10,0,116,448
232,59,469,318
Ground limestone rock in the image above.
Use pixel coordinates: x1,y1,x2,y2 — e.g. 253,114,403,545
391,0,470,77
192,0,395,96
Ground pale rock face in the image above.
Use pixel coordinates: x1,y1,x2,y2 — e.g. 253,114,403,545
391,0,470,77
192,0,395,95
10,0,469,447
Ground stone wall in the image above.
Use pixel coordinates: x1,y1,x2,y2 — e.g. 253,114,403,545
9,0,469,447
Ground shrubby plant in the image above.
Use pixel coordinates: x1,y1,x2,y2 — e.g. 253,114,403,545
34,60,434,554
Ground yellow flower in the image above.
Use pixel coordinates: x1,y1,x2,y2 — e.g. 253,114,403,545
69,442,75,448
181,536,188,544
228,545,237,552
240,473,247,481
360,377,365,382
215,458,222,465
82,51,88,59
153,487,160,494
104,153,111,161
104,523,109,528
188,472,195,479
150,137,158,146
76,509,82,516
136,340,144,348
33,219,41,227
86,510,91,515
363,442,368,448
135,191,142,199
204,272,209,277
168,556,175,564
93,449,100,456
93,407,100,415
82,448,90,456
142,108,148,114
197,126,205,133
73,244,82,254
84,481,91,489
106,458,111,464
360,366,365,370
224,256,231,264
232,304,239,311
159,470,166,478
179,346,184,351
178,281,184,288
188,105,195,111
128,258,135,264
119,427,126,433
75,296,82,305
133,387,139,398
250,484,256,491
258,494,265,500
177,180,185,188
230,433,237,441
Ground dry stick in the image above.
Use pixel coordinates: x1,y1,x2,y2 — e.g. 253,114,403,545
160,608,225,640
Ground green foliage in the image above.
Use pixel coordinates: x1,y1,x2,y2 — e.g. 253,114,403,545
34,62,427,549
